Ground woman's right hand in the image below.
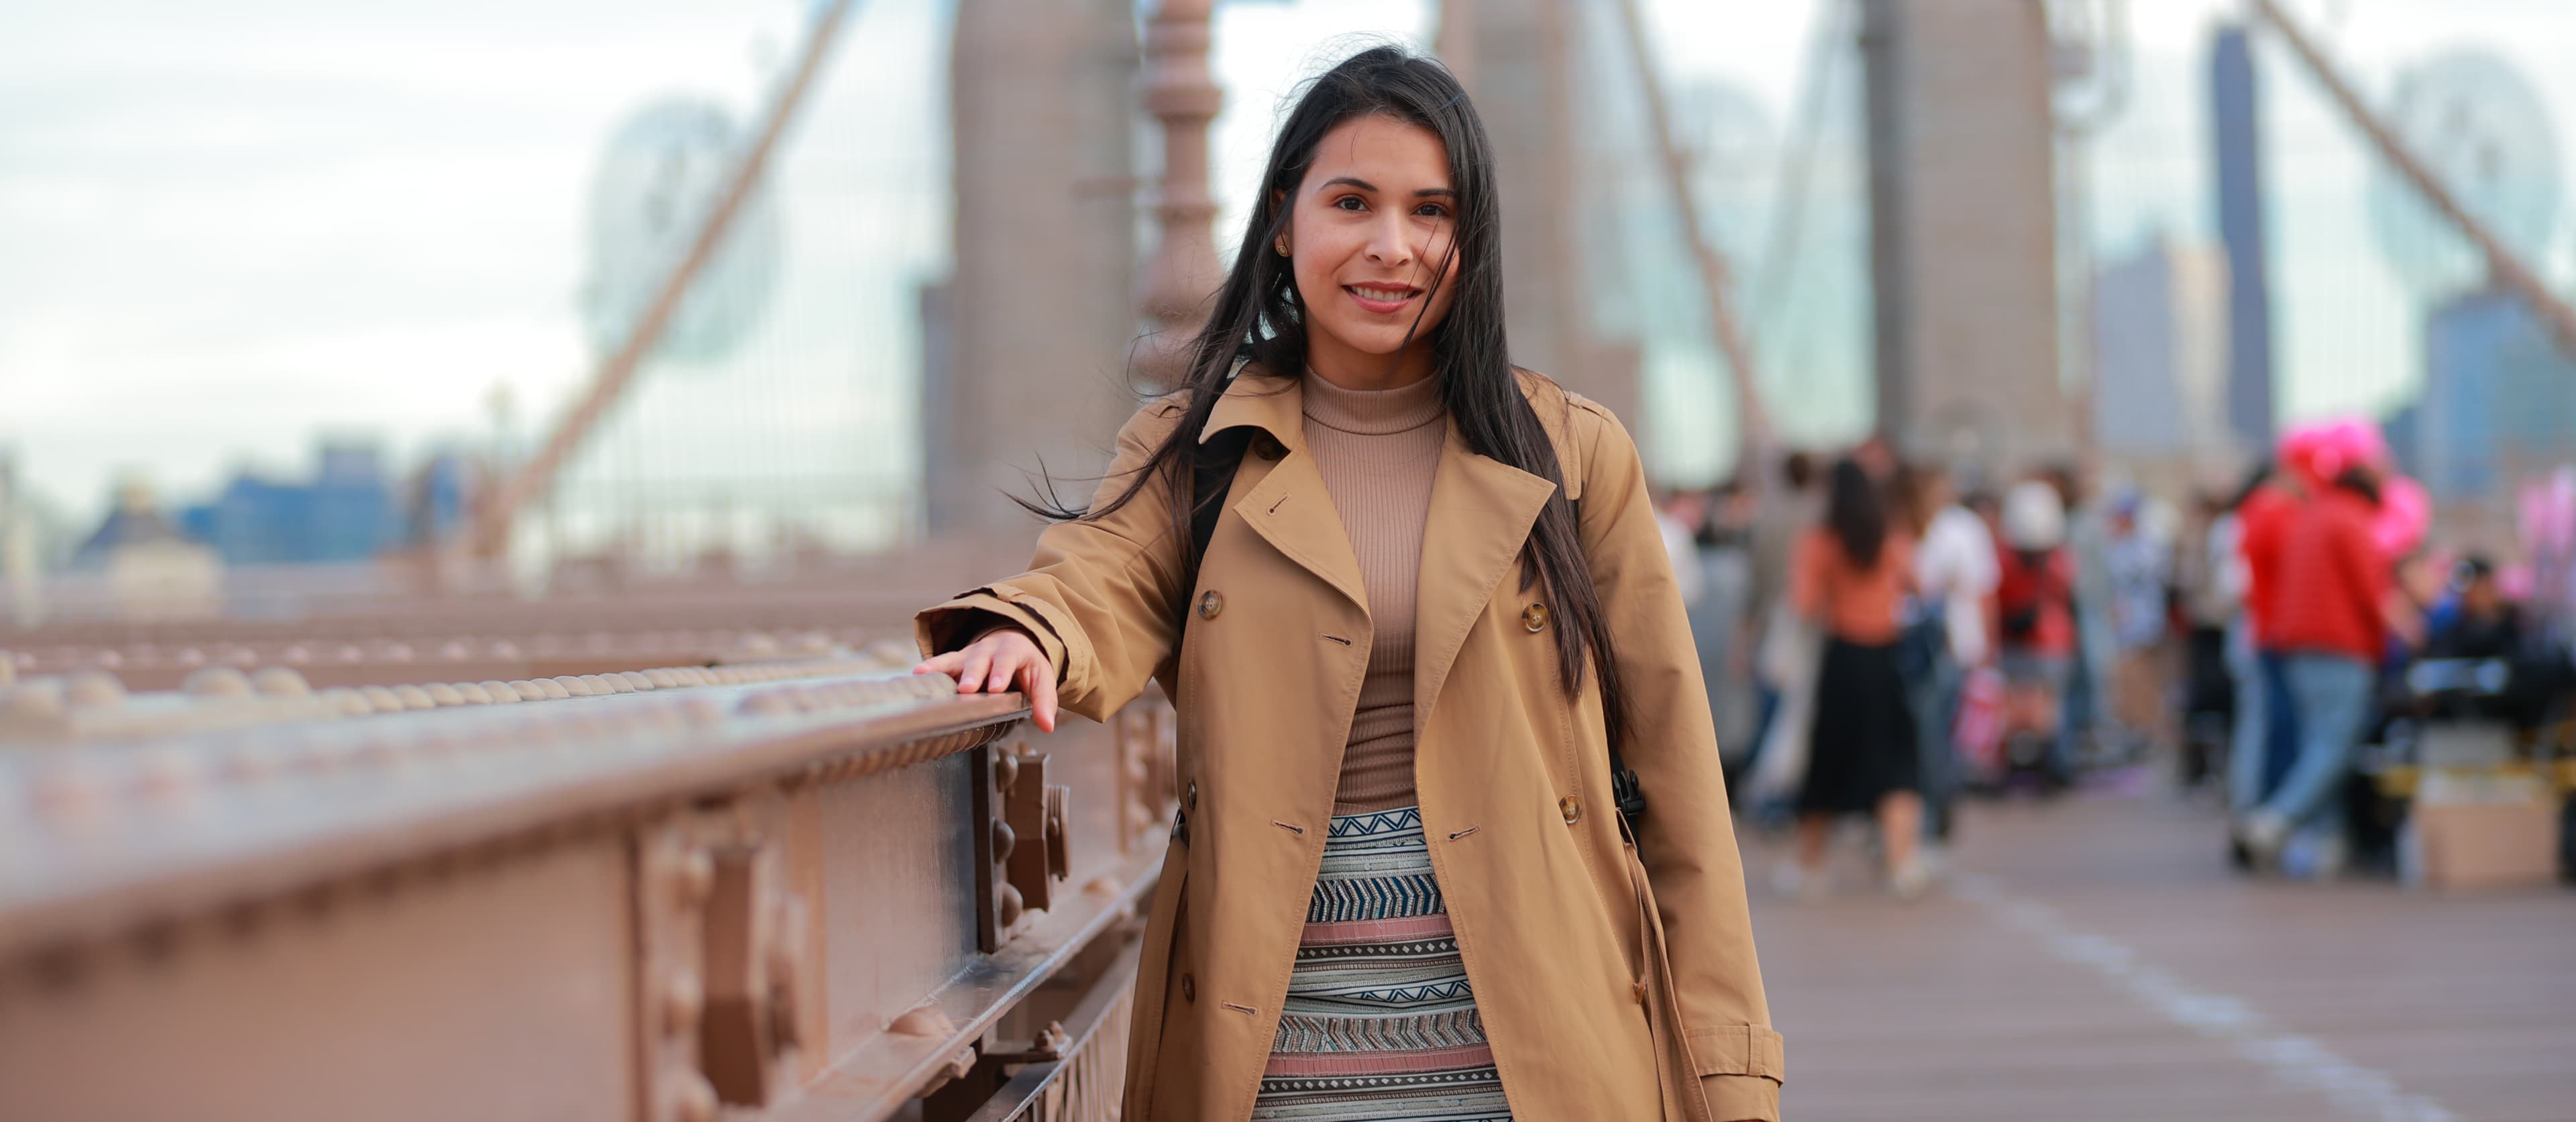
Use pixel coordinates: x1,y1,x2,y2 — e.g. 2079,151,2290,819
914,626,1061,732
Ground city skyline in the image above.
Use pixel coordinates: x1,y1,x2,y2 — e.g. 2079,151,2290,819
3,0,2574,527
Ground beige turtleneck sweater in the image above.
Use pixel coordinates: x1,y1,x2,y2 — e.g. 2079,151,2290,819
1300,372,1447,814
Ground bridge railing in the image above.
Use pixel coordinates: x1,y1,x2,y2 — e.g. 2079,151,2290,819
0,641,1171,1122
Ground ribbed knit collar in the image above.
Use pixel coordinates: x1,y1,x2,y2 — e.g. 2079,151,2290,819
1300,370,1445,436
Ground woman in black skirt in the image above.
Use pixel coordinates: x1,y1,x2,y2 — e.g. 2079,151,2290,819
1778,458,1926,899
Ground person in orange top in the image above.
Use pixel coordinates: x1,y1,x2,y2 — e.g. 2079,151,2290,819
1778,457,1927,899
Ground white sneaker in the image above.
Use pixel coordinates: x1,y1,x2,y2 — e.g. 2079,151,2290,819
2238,811,2291,865
1771,859,1831,901
1888,857,1935,902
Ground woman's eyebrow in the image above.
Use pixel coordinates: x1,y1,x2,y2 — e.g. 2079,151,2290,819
1317,176,1456,200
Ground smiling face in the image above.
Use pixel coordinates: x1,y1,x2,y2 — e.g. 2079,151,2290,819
1283,114,1462,388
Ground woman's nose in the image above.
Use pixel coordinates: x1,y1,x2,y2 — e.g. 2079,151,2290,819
1365,215,1413,268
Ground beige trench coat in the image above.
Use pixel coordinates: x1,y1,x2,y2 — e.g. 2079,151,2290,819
917,369,1784,1121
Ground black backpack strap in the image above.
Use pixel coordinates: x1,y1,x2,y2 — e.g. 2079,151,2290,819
1189,430,1248,567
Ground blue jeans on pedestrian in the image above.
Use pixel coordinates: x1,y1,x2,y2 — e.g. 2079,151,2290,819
2264,653,2374,837
2227,628,2302,817
1911,649,1963,840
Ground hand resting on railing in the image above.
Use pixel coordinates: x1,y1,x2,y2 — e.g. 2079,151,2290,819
914,625,1061,732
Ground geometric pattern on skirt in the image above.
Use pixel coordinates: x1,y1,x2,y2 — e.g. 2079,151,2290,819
1250,806,1513,1122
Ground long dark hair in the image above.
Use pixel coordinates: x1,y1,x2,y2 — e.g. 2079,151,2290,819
1824,458,1887,569
1021,46,1627,742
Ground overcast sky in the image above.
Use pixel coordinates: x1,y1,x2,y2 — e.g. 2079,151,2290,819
3,0,2573,526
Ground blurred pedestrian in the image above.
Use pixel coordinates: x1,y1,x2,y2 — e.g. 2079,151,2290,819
2049,464,2123,766
2102,490,2172,756
2229,459,2303,863
1994,480,2076,789
1745,453,1825,807
2174,486,2241,789
1909,462,1997,850
2241,457,2392,877
1778,459,1926,899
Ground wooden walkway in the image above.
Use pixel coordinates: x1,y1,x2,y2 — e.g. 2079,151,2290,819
1739,789,2576,1122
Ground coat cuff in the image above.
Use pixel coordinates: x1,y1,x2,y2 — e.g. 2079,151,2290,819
915,587,1071,682
1687,1024,1784,1081
1700,1074,1780,1122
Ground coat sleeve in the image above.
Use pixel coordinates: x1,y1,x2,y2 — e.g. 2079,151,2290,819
1568,400,1784,1121
913,400,1191,723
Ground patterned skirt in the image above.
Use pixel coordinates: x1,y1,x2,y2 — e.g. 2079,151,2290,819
1248,806,1513,1122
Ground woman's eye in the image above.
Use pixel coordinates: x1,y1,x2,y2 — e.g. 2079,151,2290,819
1334,196,1366,212
1415,203,1449,218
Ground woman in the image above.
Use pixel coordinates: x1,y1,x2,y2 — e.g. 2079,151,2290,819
1778,459,1925,898
911,48,1780,1122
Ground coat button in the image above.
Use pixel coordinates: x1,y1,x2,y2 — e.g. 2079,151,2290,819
1522,603,1549,632
1185,780,1199,811
1254,435,1286,460
1181,973,1197,1003
1560,795,1582,824
1199,590,1224,620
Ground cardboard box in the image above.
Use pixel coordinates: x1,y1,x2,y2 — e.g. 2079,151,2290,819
2402,771,2563,891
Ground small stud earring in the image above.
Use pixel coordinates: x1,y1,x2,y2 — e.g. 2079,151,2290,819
1275,239,1290,257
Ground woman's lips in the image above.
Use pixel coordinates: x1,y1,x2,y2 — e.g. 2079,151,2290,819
1344,284,1420,315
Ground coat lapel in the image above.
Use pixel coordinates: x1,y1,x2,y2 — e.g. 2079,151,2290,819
1411,423,1560,734
1232,447,1370,614
1201,370,1371,614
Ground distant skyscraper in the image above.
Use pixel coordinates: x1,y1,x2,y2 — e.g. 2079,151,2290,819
2418,286,2576,502
2092,237,2230,460
2209,24,2276,451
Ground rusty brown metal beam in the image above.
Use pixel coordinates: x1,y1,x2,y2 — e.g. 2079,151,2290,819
1,644,1175,1121
2248,0,2576,363
464,0,859,559
1607,0,1778,486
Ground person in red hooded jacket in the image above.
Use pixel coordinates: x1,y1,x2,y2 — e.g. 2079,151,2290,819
2239,451,2391,876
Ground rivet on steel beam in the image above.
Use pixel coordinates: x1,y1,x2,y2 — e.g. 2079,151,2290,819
176,648,207,667
319,689,372,718
991,820,1016,863
381,643,414,663
64,671,126,710
250,667,311,697
997,883,1025,928
889,1005,955,1037
281,645,314,665
439,641,472,661
184,667,254,699
490,640,521,659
